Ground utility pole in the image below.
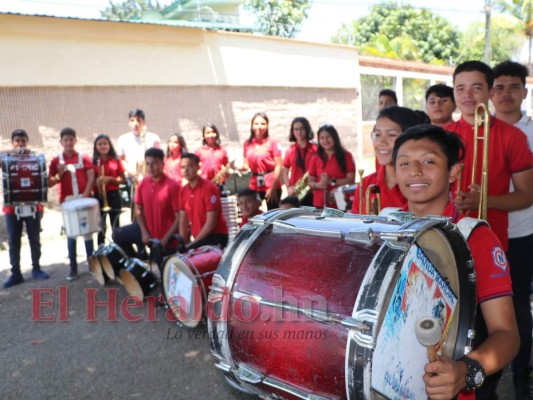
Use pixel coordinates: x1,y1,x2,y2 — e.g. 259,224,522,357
484,0,492,64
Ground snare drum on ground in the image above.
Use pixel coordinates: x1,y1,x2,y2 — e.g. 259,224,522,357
119,258,157,301
208,207,476,399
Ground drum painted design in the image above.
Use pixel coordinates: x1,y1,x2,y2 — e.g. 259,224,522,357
120,258,157,300
207,208,476,400
60,198,100,238
2,153,48,205
162,245,224,328
99,243,129,281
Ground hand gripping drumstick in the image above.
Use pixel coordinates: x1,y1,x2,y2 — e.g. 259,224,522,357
415,317,442,363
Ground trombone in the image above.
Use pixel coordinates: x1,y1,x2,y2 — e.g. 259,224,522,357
365,184,381,215
357,169,364,213
471,103,490,220
99,161,111,212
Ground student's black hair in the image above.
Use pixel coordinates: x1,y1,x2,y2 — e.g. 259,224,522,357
280,196,301,208
493,60,529,86
180,152,200,165
392,125,465,170
144,147,165,161
128,109,145,121
11,129,29,141
238,188,261,201
453,60,494,89
316,124,348,173
92,134,119,164
376,106,420,133
378,89,398,104
60,127,76,139
425,83,455,102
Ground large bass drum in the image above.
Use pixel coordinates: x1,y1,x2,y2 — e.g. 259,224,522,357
207,208,476,399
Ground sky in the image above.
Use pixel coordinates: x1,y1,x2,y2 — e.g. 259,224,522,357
0,0,488,43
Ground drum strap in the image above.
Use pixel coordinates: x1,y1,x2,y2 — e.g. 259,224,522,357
59,152,84,196
456,217,489,241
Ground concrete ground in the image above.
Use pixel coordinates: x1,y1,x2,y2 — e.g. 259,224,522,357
0,210,520,399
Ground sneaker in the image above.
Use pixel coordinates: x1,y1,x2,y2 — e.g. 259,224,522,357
66,269,78,281
3,273,24,288
32,269,49,280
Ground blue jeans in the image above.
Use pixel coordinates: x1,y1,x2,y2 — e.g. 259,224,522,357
67,237,94,270
6,211,42,273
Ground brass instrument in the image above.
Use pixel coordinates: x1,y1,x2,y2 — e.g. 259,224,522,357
293,171,311,202
365,184,381,215
212,163,231,186
471,104,490,220
100,162,111,212
357,169,364,213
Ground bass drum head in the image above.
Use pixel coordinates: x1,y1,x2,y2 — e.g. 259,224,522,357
119,259,157,301
162,255,204,329
89,245,109,286
100,244,128,280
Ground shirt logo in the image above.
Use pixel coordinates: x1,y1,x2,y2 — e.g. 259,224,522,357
210,195,217,204
491,247,508,271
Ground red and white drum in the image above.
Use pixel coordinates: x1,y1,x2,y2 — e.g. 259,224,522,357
207,208,476,399
1,153,48,205
162,245,224,328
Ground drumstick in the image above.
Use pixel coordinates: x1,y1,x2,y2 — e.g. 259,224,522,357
415,316,441,363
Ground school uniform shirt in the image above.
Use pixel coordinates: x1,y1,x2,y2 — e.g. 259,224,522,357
195,145,229,181
282,142,318,186
308,151,356,208
93,158,125,194
49,152,94,203
240,210,263,228
243,136,282,192
164,155,183,184
351,165,406,214
134,173,181,240
116,131,161,175
180,177,228,238
445,117,533,250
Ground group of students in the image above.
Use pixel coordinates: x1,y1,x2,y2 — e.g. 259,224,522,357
2,58,533,399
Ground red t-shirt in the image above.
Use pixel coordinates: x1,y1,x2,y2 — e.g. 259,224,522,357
49,152,94,203
180,177,228,237
195,145,229,181
308,151,356,208
134,173,181,240
282,142,318,186
243,136,282,192
93,158,125,193
164,155,183,184
444,117,533,250
351,165,406,214
240,210,263,228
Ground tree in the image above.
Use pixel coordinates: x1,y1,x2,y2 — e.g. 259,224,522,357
332,2,461,64
244,0,311,38
101,0,166,20
457,14,523,64
359,34,420,61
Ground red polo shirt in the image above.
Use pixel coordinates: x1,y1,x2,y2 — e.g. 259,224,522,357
240,210,263,228
283,142,318,185
164,155,183,184
308,150,356,208
351,166,406,214
195,145,229,181
243,136,282,191
180,177,228,237
445,117,533,250
134,173,181,240
94,158,125,193
49,152,94,203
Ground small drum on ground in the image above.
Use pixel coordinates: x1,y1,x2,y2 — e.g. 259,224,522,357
162,245,224,328
207,208,476,399
89,245,110,286
2,153,48,205
333,183,357,211
99,243,129,281
61,197,100,238
119,258,157,300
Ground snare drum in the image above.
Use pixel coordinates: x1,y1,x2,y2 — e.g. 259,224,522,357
162,245,224,328
333,183,357,211
60,197,100,238
207,208,476,399
89,245,110,286
119,258,157,300
99,243,129,281
1,153,48,205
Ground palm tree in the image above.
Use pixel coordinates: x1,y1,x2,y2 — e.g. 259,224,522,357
359,34,421,61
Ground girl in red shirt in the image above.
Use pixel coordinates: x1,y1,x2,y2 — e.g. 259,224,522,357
164,133,188,184
242,112,282,210
308,124,356,209
351,106,419,215
195,123,229,188
282,117,317,207
92,134,126,245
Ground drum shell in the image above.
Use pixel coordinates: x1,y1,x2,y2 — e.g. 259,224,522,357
2,153,48,205
208,209,476,399
99,243,129,280
120,258,157,300
60,198,100,238
89,245,110,286
162,245,224,328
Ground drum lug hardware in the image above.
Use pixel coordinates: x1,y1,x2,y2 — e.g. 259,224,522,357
319,207,345,218
351,309,378,349
214,361,232,373
468,270,476,283
346,228,377,245
236,363,264,384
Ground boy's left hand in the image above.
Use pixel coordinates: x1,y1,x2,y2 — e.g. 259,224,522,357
423,356,467,400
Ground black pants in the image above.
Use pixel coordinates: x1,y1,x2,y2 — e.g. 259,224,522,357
186,233,228,251
95,190,122,245
6,211,42,272
258,189,282,210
